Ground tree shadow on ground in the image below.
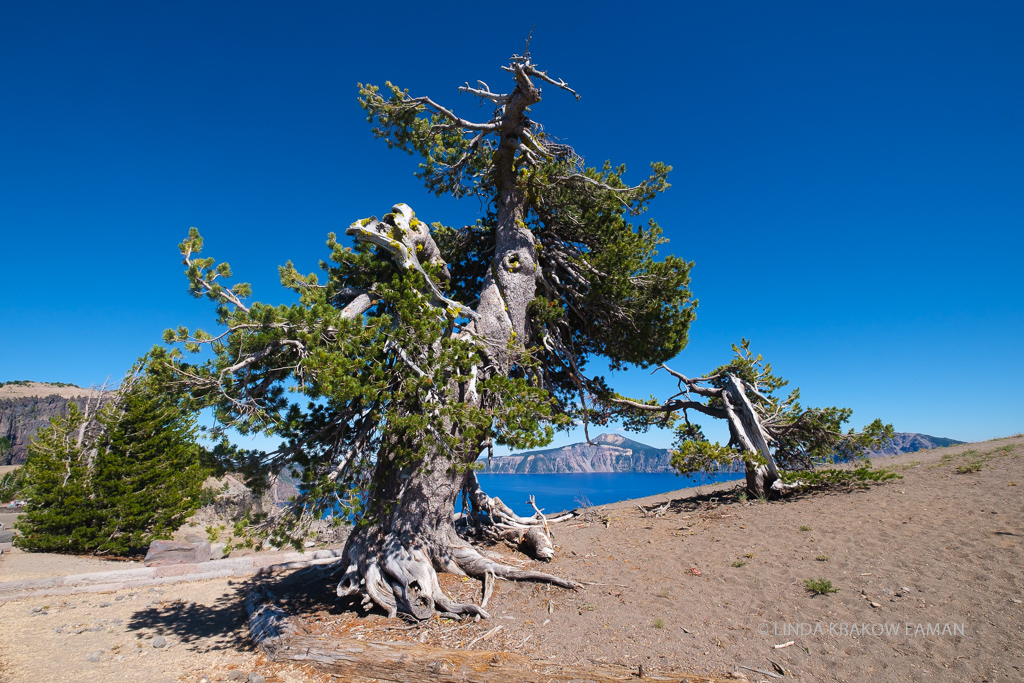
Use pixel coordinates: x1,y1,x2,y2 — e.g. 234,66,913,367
124,563,372,652
635,480,877,519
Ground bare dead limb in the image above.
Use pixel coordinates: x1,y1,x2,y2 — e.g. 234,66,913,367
346,203,471,321
459,472,576,561
480,570,495,609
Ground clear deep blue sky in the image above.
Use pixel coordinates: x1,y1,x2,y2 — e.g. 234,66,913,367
2,1,1021,449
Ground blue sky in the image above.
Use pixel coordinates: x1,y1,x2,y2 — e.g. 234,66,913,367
1,1,1021,450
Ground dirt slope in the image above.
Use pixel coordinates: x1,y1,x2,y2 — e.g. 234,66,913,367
300,435,1024,682
0,435,1021,682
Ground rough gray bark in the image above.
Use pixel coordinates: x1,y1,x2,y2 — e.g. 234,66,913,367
334,450,575,620
722,375,781,496
466,64,543,363
334,203,575,620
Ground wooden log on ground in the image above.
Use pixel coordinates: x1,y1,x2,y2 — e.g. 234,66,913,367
264,633,731,682
246,585,731,683
245,585,300,644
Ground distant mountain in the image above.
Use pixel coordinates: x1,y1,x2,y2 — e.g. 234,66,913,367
479,433,676,474
479,431,966,474
865,432,965,457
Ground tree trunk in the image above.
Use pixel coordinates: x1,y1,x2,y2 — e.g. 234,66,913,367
336,71,562,619
473,73,542,358
744,462,776,499
335,441,574,620
722,375,780,498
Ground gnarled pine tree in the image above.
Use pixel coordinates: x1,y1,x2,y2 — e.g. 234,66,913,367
607,340,893,497
160,50,696,620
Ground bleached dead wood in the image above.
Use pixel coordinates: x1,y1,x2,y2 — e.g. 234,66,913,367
247,585,733,682
263,633,733,682
637,502,670,518
480,570,495,608
246,585,300,646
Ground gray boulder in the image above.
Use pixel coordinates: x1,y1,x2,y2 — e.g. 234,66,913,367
144,540,212,566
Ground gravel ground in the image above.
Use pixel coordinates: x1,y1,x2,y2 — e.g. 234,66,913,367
0,577,274,683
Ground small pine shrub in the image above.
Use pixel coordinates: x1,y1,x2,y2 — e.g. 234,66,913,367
780,466,901,491
15,363,209,555
804,578,840,595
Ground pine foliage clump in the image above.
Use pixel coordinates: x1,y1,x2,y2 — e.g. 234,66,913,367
13,405,101,552
14,362,209,555
153,51,699,618
608,339,893,496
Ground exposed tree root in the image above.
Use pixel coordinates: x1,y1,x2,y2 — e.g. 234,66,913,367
459,471,577,560
449,542,576,590
336,475,577,621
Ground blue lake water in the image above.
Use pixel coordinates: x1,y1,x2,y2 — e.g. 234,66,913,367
473,471,743,517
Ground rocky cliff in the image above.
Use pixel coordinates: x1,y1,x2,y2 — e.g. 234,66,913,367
866,432,965,457
480,431,966,474
480,433,676,474
0,383,103,465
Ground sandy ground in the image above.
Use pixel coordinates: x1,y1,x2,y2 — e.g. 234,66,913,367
298,435,1024,682
0,549,145,582
1,435,1022,682
0,578,278,683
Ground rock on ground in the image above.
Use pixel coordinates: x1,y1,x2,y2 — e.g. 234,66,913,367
143,541,212,567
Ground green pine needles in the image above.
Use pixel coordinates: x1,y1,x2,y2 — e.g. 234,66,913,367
14,360,209,555
156,54,698,538
0,465,27,502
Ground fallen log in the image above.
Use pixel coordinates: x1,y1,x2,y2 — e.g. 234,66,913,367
265,634,731,682
246,586,732,683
